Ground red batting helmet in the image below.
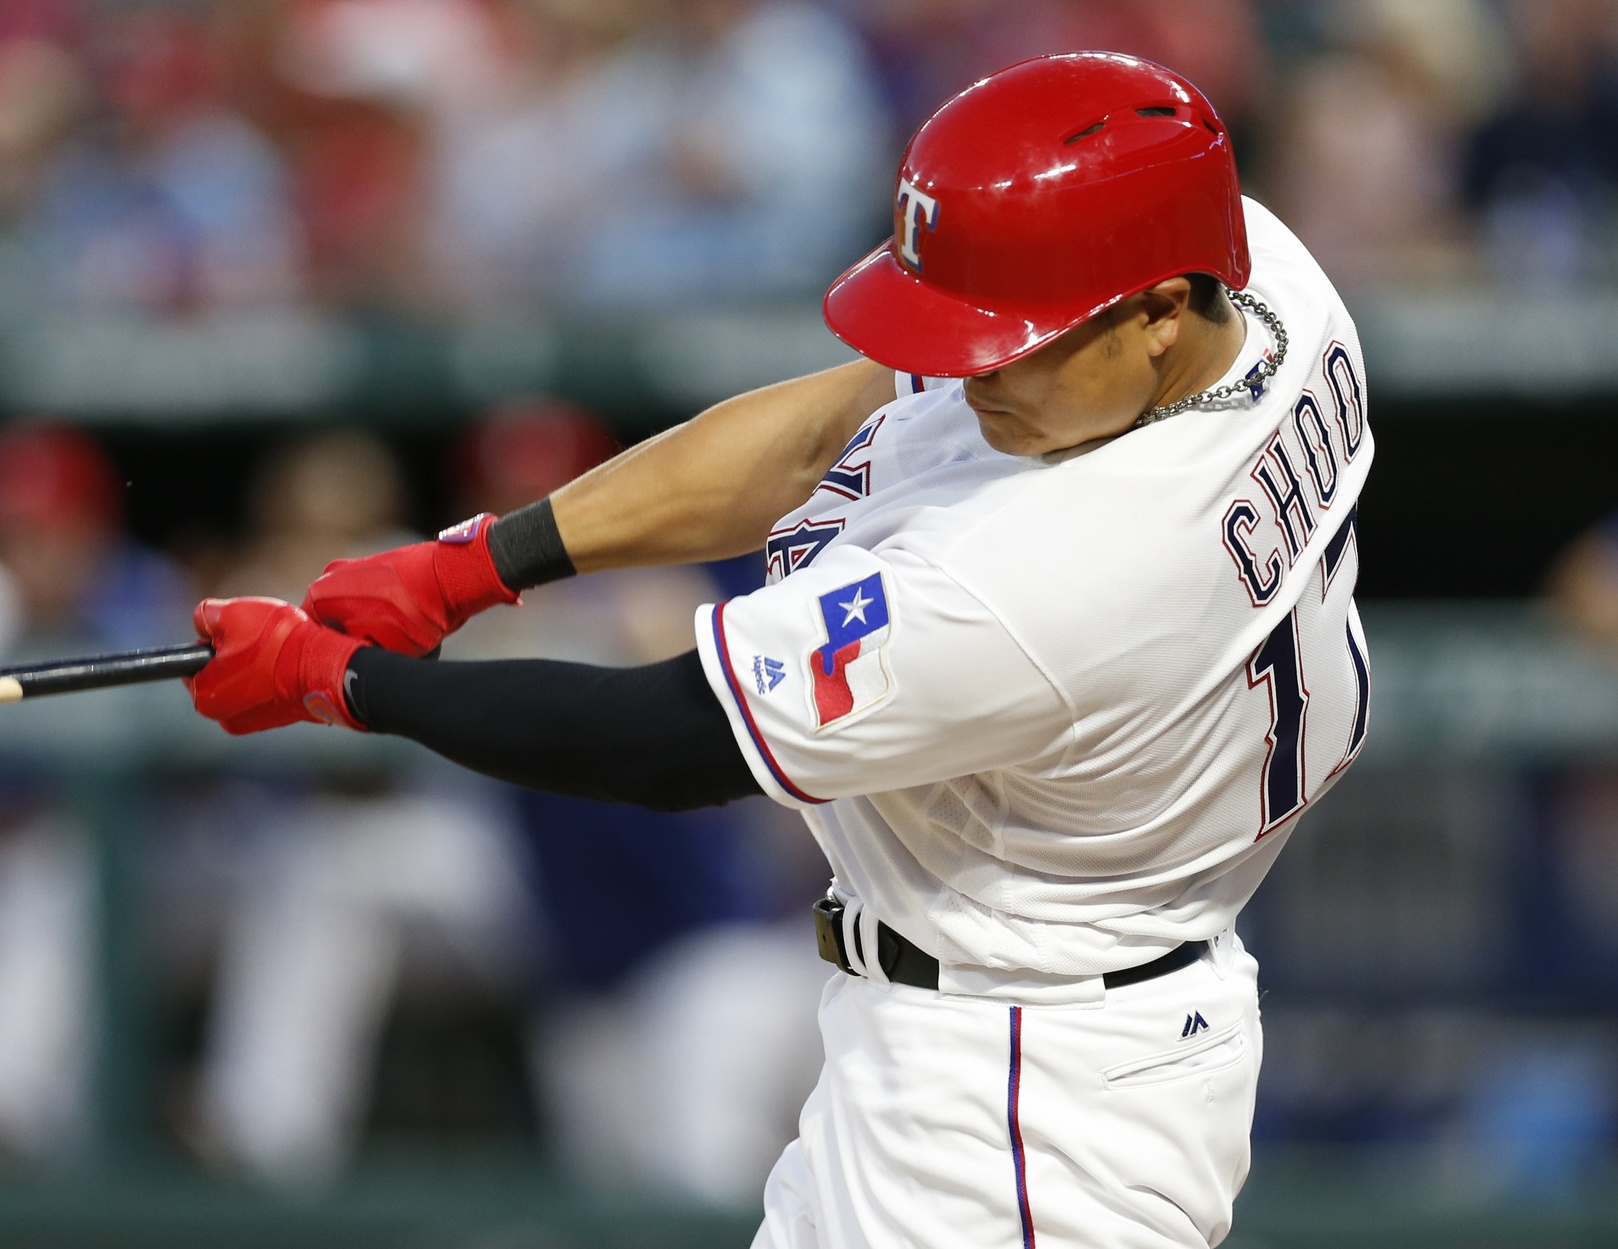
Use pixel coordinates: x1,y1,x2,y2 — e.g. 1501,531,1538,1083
823,52,1249,378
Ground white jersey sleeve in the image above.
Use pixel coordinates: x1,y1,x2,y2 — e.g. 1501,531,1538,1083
892,370,953,399
695,543,1070,808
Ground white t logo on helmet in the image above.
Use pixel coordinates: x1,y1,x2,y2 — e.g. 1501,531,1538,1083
896,178,939,272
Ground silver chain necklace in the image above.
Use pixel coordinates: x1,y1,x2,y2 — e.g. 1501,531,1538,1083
1133,289,1288,429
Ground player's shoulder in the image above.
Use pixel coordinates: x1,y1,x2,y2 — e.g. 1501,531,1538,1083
1242,197,1327,285
862,375,992,472
1241,197,1355,349
880,372,968,423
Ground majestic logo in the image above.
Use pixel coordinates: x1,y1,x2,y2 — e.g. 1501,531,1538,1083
752,655,786,695
766,518,844,581
809,572,892,729
1181,1012,1210,1039
896,177,939,272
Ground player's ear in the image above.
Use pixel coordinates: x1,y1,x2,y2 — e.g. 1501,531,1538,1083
1139,278,1191,357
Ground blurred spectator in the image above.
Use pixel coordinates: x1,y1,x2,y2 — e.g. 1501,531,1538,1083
431,0,890,310
17,8,302,314
1543,767,1618,970
6,0,1618,320
0,0,85,47
852,0,1267,142
447,402,829,1204
1465,0,1618,289
194,782,530,1185
1520,505,1618,1204
1459,1040,1618,1202
1546,510,1618,655
276,0,515,111
1267,0,1507,288
0,421,191,649
0,0,89,293
0,37,87,230
216,426,410,598
188,429,532,1186
425,0,651,309
0,421,191,1164
0,789,88,1163
261,0,521,307
574,0,890,305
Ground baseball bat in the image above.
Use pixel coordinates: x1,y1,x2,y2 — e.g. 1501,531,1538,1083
0,641,213,703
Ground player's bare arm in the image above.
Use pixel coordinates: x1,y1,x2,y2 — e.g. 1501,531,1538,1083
549,356,894,573
296,357,891,660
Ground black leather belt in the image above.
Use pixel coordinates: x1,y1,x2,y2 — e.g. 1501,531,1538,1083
812,894,1208,992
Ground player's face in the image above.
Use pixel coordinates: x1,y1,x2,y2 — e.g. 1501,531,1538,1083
962,292,1181,457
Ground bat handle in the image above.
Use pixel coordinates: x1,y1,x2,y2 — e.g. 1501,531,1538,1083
0,642,215,703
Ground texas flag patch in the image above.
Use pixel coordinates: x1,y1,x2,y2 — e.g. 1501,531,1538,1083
810,572,892,729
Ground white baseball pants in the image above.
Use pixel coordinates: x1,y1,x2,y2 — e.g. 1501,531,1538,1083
753,932,1262,1249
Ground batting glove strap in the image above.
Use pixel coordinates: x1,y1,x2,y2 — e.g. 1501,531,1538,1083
283,615,369,731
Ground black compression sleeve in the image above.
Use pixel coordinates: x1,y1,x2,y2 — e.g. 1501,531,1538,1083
487,497,575,591
345,647,762,811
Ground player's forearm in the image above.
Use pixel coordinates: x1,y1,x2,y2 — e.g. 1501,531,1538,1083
346,648,762,810
546,358,892,574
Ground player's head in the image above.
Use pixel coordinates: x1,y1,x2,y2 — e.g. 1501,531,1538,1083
822,52,1248,382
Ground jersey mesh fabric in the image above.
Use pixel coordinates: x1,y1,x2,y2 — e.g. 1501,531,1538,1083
697,200,1374,980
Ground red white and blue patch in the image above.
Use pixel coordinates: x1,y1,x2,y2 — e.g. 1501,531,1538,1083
810,572,892,729
438,513,491,544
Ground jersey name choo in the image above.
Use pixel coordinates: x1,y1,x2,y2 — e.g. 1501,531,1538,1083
1224,339,1365,606
696,199,1374,986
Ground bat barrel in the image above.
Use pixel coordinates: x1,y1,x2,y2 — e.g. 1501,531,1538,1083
0,642,214,702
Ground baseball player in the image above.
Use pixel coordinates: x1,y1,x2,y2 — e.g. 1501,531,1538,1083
188,53,1373,1249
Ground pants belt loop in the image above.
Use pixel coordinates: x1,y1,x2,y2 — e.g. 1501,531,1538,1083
835,894,893,986
839,896,870,978
857,907,889,986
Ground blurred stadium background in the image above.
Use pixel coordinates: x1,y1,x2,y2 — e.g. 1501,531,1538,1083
0,0,1616,1246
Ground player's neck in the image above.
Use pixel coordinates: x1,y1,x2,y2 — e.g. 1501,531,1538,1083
1148,298,1248,415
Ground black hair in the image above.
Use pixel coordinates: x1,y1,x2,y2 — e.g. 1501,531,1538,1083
1186,272,1232,324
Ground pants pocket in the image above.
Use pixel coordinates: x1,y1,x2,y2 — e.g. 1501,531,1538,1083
1100,1021,1248,1090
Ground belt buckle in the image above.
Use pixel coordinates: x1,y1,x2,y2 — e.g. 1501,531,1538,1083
812,895,854,974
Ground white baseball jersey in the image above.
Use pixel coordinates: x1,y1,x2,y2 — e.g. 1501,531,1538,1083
696,199,1373,987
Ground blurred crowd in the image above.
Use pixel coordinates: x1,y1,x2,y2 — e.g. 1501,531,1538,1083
0,0,1617,323
0,412,830,1201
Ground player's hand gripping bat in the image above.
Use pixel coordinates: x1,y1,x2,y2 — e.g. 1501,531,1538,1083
0,599,376,734
0,641,213,703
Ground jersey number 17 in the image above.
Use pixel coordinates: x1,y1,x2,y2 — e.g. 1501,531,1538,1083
1245,520,1369,838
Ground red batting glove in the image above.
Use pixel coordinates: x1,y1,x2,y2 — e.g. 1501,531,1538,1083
188,597,368,735
301,513,519,657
